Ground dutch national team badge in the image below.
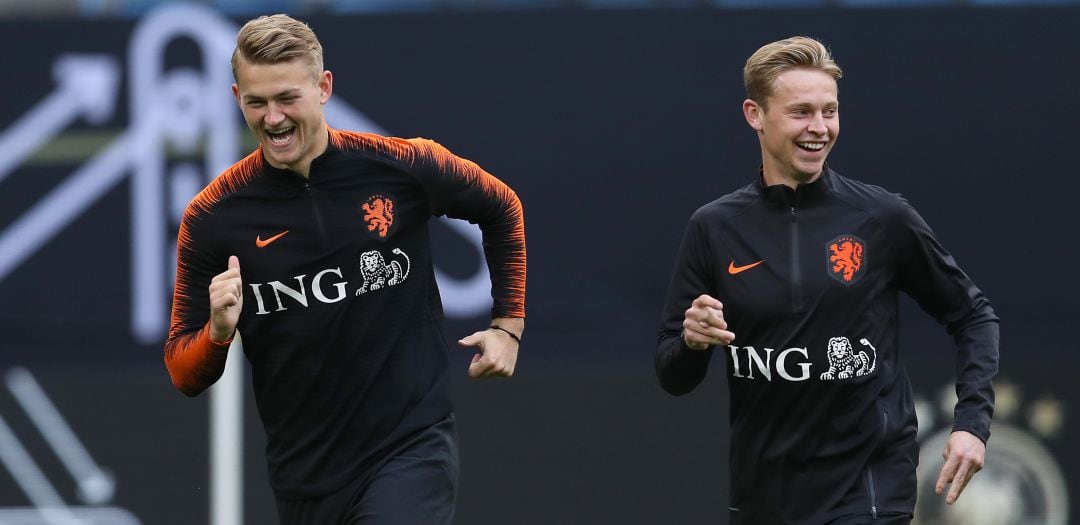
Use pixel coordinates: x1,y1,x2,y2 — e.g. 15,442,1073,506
361,194,395,240
827,234,865,285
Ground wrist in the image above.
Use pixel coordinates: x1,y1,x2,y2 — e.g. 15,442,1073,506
207,323,234,345
682,331,708,351
489,325,521,344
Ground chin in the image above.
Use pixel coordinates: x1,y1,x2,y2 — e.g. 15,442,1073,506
264,146,296,161
795,162,825,177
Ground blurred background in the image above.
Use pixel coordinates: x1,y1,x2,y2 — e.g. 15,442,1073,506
0,0,1077,524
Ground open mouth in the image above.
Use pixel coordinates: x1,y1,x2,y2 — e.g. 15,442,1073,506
797,142,827,152
266,127,296,147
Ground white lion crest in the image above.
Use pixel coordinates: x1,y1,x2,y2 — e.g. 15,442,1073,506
357,248,410,295
820,337,877,380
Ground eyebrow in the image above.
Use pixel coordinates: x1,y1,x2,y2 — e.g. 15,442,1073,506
243,88,302,102
786,101,838,110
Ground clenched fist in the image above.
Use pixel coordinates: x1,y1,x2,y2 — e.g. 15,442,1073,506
682,294,735,350
208,255,243,342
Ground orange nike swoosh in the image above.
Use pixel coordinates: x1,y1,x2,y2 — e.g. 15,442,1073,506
728,260,764,275
256,230,289,248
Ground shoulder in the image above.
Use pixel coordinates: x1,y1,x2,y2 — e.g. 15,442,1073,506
328,129,451,165
689,182,759,226
329,129,415,156
827,169,917,226
183,150,263,221
328,130,473,185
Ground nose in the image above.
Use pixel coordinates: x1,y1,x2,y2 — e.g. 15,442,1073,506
808,112,828,135
265,104,286,127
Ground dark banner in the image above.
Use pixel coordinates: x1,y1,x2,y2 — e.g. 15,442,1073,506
0,5,1076,524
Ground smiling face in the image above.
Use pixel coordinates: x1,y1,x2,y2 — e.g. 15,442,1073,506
232,57,332,178
743,68,839,188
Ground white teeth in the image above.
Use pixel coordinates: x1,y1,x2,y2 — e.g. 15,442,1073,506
267,127,295,146
799,142,825,151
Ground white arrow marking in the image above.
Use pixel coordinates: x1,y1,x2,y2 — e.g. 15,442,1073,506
0,54,119,185
0,414,85,524
6,368,115,505
0,132,131,284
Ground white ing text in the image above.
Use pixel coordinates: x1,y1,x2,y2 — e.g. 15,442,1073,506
729,346,812,382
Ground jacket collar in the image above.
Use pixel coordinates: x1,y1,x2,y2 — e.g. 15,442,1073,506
755,166,835,209
261,127,340,185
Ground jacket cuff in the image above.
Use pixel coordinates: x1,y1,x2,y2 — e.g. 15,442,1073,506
951,422,990,444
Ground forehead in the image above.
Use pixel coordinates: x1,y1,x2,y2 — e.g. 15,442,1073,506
769,68,838,106
234,58,316,95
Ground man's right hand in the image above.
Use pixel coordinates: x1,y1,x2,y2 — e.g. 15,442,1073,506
682,294,735,350
208,255,243,343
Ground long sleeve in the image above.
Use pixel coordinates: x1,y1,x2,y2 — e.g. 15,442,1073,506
163,193,232,396
891,198,999,442
656,212,717,395
404,138,527,319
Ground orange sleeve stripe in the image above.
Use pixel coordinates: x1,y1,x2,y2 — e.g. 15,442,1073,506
416,137,527,318
168,150,262,342
164,150,262,395
164,323,231,396
489,194,526,318
186,150,263,216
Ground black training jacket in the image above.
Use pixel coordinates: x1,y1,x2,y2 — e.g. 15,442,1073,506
165,129,525,498
656,168,998,524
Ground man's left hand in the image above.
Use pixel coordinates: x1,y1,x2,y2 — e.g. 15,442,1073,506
935,430,986,504
458,318,522,378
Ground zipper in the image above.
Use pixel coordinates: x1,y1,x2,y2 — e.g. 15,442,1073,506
866,466,878,520
305,182,326,240
865,409,888,520
789,206,802,312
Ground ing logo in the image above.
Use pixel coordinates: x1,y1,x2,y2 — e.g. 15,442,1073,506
827,234,865,284
357,248,410,295
819,337,876,380
361,195,395,239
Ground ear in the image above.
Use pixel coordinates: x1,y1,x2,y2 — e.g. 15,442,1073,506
231,83,241,105
318,70,333,104
743,99,764,132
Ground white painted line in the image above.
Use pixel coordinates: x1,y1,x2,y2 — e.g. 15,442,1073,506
0,415,85,525
0,507,140,525
5,368,115,505
0,132,131,283
325,98,387,135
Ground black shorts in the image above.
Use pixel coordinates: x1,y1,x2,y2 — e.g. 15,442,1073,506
275,414,459,525
729,510,912,524
827,512,912,524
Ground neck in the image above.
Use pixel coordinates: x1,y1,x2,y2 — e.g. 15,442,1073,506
291,125,330,179
761,162,821,189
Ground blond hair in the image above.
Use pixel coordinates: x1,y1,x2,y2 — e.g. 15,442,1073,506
744,36,842,109
231,14,324,80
